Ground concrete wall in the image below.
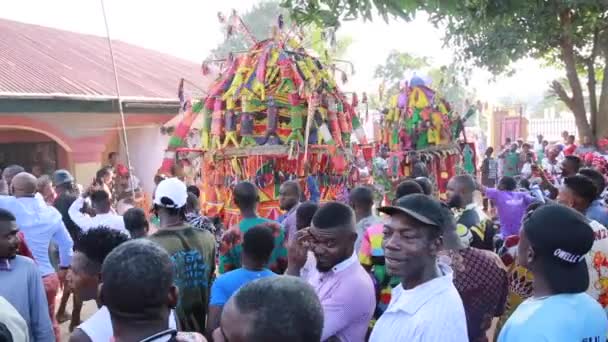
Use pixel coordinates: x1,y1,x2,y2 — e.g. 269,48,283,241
0,113,172,188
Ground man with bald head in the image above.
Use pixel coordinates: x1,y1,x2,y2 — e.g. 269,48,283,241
447,175,496,250
2,165,24,194
0,172,73,341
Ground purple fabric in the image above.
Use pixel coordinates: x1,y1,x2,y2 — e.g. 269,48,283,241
486,188,535,237
397,92,408,108
283,204,299,243
304,256,375,342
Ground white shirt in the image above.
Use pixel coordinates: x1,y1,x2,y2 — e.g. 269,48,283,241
369,263,468,342
68,196,127,233
0,296,29,342
79,306,177,342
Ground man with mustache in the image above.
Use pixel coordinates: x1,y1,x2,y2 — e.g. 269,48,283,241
369,194,468,341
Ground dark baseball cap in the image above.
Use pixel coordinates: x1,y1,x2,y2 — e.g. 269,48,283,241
52,169,74,186
378,194,452,229
523,204,595,293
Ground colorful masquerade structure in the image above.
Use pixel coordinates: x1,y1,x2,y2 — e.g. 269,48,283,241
159,15,369,226
375,76,477,200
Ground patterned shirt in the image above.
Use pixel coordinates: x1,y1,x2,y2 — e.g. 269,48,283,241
304,253,376,342
359,223,400,324
440,248,508,342
355,215,382,253
218,218,287,274
186,213,220,247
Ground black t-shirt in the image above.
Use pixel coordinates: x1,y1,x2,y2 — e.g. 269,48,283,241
53,193,81,242
458,208,496,251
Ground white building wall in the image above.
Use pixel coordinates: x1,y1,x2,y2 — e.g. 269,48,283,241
119,125,169,195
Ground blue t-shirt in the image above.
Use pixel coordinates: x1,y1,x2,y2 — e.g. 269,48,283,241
210,268,276,306
587,199,608,228
498,293,607,342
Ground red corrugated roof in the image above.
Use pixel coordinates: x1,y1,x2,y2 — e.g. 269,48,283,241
0,18,207,100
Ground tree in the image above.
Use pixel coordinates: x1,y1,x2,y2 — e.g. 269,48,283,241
282,0,608,140
211,1,287,58
213,1,352,63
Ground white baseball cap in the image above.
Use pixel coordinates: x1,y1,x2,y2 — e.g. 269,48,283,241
153,177,188,208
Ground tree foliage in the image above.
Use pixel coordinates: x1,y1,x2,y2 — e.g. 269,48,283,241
213,1,352,62
282,0,608,139
372,51,474,117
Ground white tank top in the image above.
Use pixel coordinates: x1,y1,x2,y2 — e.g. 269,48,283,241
78,306,176,342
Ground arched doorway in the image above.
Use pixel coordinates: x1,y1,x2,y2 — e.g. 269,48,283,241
0,128,71,175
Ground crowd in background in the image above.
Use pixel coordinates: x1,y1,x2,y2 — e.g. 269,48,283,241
0,134,607,341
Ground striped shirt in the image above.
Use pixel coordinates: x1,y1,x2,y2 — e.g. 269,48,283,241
369,263,468,342
304,253,375,342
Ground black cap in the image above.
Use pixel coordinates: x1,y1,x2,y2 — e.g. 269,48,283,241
378,194,451,229
523,204,595,293
52,169,74,186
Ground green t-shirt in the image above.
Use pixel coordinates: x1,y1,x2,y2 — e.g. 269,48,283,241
149,226,216,333
503,152,520,177
218,217,288,274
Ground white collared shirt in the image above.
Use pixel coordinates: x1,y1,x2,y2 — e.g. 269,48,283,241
369,262,468,342
68,196,127,234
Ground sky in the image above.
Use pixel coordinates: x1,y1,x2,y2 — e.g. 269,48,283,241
0,0,562,108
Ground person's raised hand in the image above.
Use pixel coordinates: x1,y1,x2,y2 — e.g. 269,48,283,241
287,228,311,272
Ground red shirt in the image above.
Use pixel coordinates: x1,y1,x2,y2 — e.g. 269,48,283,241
17,232,34,259
564,143,577,156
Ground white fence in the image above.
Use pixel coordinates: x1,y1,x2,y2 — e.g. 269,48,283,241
527,118,578,142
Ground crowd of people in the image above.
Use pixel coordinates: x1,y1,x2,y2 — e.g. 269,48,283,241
0,134,608,342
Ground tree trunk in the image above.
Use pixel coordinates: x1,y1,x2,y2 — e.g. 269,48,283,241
558,10,593,140
596,37,608,139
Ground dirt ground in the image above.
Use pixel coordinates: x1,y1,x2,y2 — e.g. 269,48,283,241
57,293,96,341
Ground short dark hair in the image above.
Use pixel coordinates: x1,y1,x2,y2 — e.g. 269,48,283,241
296,201,319,230
108,152,118,159
281,181,302,197
485,147,494,155
395,180,423,199
349,186,374,207
312,202,355,231
564,175,597,204
0,208,16,222
242,225,275,264
75,226,130,275
414,177,433,195
499,176,517,191
452,175,476,193
186,192,200,213
2,165,24,183
578,168,606,198
90,190,111,208
565,155,582,171
522,143,531,149
231,276,323,342
234,181,259,210
101,240,174,321
568,135,576,140
519,179,530,190
96,167,112,181
186,185,200,198
123,208,149,235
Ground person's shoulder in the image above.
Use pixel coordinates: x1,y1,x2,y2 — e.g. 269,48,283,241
12,255,37,270
214,268,246,284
